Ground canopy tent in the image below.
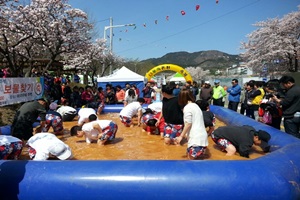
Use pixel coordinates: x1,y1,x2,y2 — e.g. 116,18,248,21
169,72,186,82
97,66,147,96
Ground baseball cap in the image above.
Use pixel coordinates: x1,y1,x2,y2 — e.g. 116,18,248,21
214,80,220,84
204,81,210,84
49,102,58,110
257,130,271,152
49,143,73,160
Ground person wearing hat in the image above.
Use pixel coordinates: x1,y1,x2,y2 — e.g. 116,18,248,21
211,125,271,158
200,81,213,103
11,98,47,141
212,80,227,107
27,132,73,160
42,102,64,135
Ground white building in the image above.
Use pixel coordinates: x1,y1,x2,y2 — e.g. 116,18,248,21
227,63,253,76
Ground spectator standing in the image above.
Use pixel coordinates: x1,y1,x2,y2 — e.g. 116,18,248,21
244,82,256,119
51,80,63,104
212,80,226,106
172,83,181,97
200,81,213,103
73,73,80,83
97,87,106,115
124,89,138,106
272,75,300,138
191,81,199,99
70,86,82,108
142,82,154,104
115,85,125,104
240,83,247,115
81,86,94,106
131,84,140,98
11,98,47,141
250,81,265,120
227,79,241,112
104,84,116,105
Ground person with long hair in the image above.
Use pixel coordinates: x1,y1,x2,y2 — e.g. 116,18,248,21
176,89,208,160
124,89,137,106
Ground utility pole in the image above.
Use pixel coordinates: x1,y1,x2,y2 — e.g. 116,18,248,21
102,17,135,75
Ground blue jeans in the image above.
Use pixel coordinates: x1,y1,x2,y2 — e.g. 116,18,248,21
284,117,300,138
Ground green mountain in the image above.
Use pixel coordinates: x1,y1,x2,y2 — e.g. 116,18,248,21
141,50,242,69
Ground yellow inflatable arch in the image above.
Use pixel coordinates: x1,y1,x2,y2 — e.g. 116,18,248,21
145,64,193,83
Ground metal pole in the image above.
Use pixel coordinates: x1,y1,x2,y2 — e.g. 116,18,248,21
102,21,135,76
109,17,113,75
102,27,107,75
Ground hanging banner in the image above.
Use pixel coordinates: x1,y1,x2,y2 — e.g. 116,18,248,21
0,77,44,106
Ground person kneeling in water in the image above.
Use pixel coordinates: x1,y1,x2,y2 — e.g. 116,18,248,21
71,114,118,145
211,125,271,158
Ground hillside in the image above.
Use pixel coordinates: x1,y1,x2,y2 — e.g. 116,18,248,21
141,50,242,69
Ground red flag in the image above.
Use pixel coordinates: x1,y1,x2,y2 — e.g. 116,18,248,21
181,10,186,15
196,5,200,11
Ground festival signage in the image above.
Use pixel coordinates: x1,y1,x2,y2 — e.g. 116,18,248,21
0,77,44,106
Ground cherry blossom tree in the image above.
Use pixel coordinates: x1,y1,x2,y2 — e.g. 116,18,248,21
0,1,36,76
23,0,93,73
241,6,300,75
185,66,210,81
0,0,94,76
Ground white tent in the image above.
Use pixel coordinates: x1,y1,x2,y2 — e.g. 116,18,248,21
169,72,186,82
97,66,147,95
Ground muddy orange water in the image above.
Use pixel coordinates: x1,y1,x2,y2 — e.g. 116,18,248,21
20,113,267,160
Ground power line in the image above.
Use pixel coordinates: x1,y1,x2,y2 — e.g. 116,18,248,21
117,0,261,54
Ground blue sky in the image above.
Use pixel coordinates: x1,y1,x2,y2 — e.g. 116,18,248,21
69,0,299,60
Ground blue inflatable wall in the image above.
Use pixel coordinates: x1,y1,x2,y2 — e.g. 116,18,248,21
0,105,300,200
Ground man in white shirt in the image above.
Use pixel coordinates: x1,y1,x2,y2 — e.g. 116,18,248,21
56,104,77,121
77,108,97,126
27,133,73,160
119,98,145,127
70,114,118,145
147,102,162,114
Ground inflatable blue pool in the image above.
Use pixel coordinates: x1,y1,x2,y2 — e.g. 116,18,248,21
0,105,300,200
